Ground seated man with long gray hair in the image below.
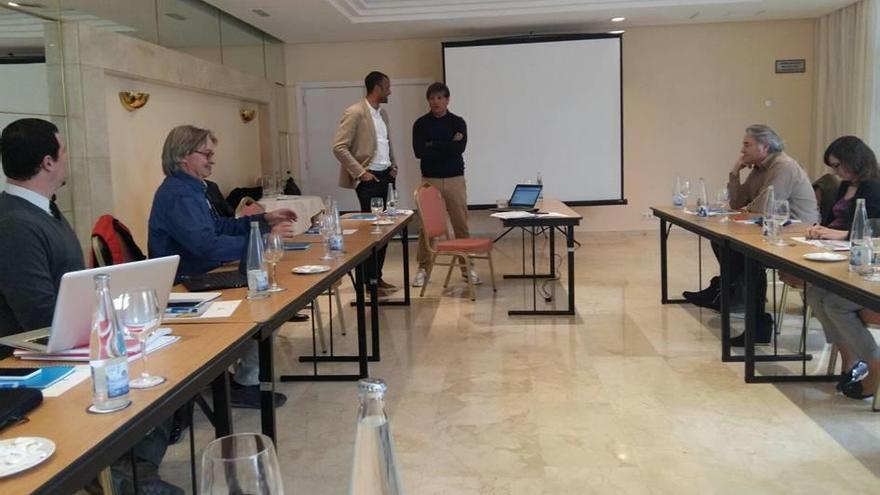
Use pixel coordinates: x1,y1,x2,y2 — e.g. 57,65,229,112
683,124,819,346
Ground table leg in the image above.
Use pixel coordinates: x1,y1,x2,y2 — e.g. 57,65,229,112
259,334,277,443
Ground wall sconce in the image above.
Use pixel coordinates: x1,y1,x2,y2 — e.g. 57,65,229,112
240,109,256,123
119,92,150,111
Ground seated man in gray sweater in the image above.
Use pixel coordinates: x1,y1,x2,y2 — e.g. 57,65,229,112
0,119,182,495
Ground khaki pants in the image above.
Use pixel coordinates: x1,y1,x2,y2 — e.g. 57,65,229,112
417,175,470,270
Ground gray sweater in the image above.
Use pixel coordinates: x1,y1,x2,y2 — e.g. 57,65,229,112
0,192,84,336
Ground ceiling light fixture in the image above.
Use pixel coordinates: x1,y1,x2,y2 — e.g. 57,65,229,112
611,17,625,22
8,2,21,7
252,8,270,17
608,30,625,34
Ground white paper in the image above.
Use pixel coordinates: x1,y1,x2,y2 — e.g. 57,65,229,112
791,236,850,251
201,300,241,318
168,292,221,304
41,366,90,397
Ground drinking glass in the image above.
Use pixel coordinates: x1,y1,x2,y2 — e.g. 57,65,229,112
770,199,790,246
263,232,286,292
200,433,284,495
260,174,276,199
680,179,691,207
320,215,334,260
863,219,880,282
716,188,731,223
121,288,165,389
370,197,384,233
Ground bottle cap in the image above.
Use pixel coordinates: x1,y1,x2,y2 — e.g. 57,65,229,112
358,378,387,395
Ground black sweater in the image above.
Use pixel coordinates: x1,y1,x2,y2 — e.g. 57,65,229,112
412,111,467,178
821,179,880,230
0,192,84,336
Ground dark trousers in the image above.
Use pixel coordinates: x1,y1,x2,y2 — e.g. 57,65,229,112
355,170,394,282
711,241,767,315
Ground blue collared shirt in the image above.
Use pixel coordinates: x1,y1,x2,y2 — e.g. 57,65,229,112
148,172,265,280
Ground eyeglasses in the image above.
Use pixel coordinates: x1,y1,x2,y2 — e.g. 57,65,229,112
828,161,842,169
193,150,214,160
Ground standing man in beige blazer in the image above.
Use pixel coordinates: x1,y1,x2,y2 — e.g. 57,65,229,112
332,71,398,293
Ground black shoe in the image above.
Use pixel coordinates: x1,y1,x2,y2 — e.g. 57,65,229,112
288,312,309,322
683,277,721,310
230,384,287,409
729,313,774,347
139,478,185,495
840,380,874,400
837,360,870,392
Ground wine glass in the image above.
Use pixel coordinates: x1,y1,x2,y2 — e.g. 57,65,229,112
263,233,286,292
680,179,691,207
370,197,384,233
200,433,284,495
770,199,790,246
120,288,165,389
716,188,731,223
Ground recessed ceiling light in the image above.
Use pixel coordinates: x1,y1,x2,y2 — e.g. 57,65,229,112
608,30,625,34
8,2,21,7
611,17,625,22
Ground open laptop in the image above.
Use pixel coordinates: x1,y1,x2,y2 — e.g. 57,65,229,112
179,246,248,291
0,256,179,353
491,184,543,212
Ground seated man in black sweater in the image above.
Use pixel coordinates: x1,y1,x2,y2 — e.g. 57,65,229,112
0,119,181,495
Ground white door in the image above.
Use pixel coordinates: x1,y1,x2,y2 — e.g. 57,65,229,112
298,80,431,212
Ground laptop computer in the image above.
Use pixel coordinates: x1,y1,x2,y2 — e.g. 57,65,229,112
0,256,179,353
490,184,543,212
179,246,248,291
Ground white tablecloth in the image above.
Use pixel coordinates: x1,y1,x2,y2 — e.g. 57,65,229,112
258,195,324,235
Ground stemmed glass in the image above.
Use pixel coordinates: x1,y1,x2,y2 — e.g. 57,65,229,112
370,197,384,234
121,288,165,389
770,199,790,246
200,433,284,495
263,232,286,292
680,179,691,208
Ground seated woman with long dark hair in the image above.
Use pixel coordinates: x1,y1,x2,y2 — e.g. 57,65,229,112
805,136,880,400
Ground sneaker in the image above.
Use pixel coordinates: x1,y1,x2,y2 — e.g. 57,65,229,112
412,268,427,287
230,384,287,409
462,269,482,285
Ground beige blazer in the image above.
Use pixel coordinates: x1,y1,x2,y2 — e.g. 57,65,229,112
332,100,397,189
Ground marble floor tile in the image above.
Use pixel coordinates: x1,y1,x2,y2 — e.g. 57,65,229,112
159,232,880,493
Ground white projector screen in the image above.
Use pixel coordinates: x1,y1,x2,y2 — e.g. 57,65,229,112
443,34,624,206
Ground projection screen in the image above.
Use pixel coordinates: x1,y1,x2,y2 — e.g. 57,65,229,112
443,34,625,207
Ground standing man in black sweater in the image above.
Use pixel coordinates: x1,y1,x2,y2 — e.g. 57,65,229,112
411,82,479,287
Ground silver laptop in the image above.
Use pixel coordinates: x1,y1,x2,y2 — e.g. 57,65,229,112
0,256,179,353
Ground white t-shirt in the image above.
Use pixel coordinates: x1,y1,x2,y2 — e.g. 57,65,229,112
367,101,391,171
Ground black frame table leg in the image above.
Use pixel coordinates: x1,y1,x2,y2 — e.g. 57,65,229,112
211,372,232,438
259,333,277,443
660,219,687,304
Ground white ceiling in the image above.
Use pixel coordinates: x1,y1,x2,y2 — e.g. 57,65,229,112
203,0,857,44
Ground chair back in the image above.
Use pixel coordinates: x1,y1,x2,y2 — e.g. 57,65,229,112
90,215,146,267
414,184,449,242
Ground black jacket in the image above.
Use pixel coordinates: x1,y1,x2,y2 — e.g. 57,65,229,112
822,179,880,230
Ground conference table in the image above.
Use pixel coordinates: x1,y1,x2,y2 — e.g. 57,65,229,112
0,322,255,494
651,205,880,382
0,212,413,493
495,199,582,316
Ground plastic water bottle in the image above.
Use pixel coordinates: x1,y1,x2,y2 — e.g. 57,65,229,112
349,379,404,495
672,176,684,208
536,172,543,199
850,198,872,274
246,221,269,299
329,200,345,257
89,274,131,413
762,185,776,239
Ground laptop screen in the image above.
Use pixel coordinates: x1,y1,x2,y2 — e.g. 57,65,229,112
508,184,543,207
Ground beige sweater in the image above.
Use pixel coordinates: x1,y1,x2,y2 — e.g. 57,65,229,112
727,151,819,223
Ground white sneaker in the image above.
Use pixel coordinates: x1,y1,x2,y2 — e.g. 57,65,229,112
412,268,427,287
463,269,482,285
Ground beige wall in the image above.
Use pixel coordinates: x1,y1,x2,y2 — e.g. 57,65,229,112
284,19,815,232
105,76,263,249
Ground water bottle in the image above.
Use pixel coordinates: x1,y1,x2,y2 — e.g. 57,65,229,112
850,198,872,274
89,274,131,413
329,201,345,256
246,221,269,299
762,185,775,239
695,177,710,216
386,183,398,216
536,172,543,199
349,379,404,495
672,176,684,208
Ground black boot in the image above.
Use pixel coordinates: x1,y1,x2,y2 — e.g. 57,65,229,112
683,276,721,309
730,313,773,347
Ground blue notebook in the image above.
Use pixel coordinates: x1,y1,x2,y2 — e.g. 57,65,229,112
0,366,75,389
284,242,312,251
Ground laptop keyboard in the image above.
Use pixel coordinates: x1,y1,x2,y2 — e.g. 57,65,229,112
181,271,247,291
